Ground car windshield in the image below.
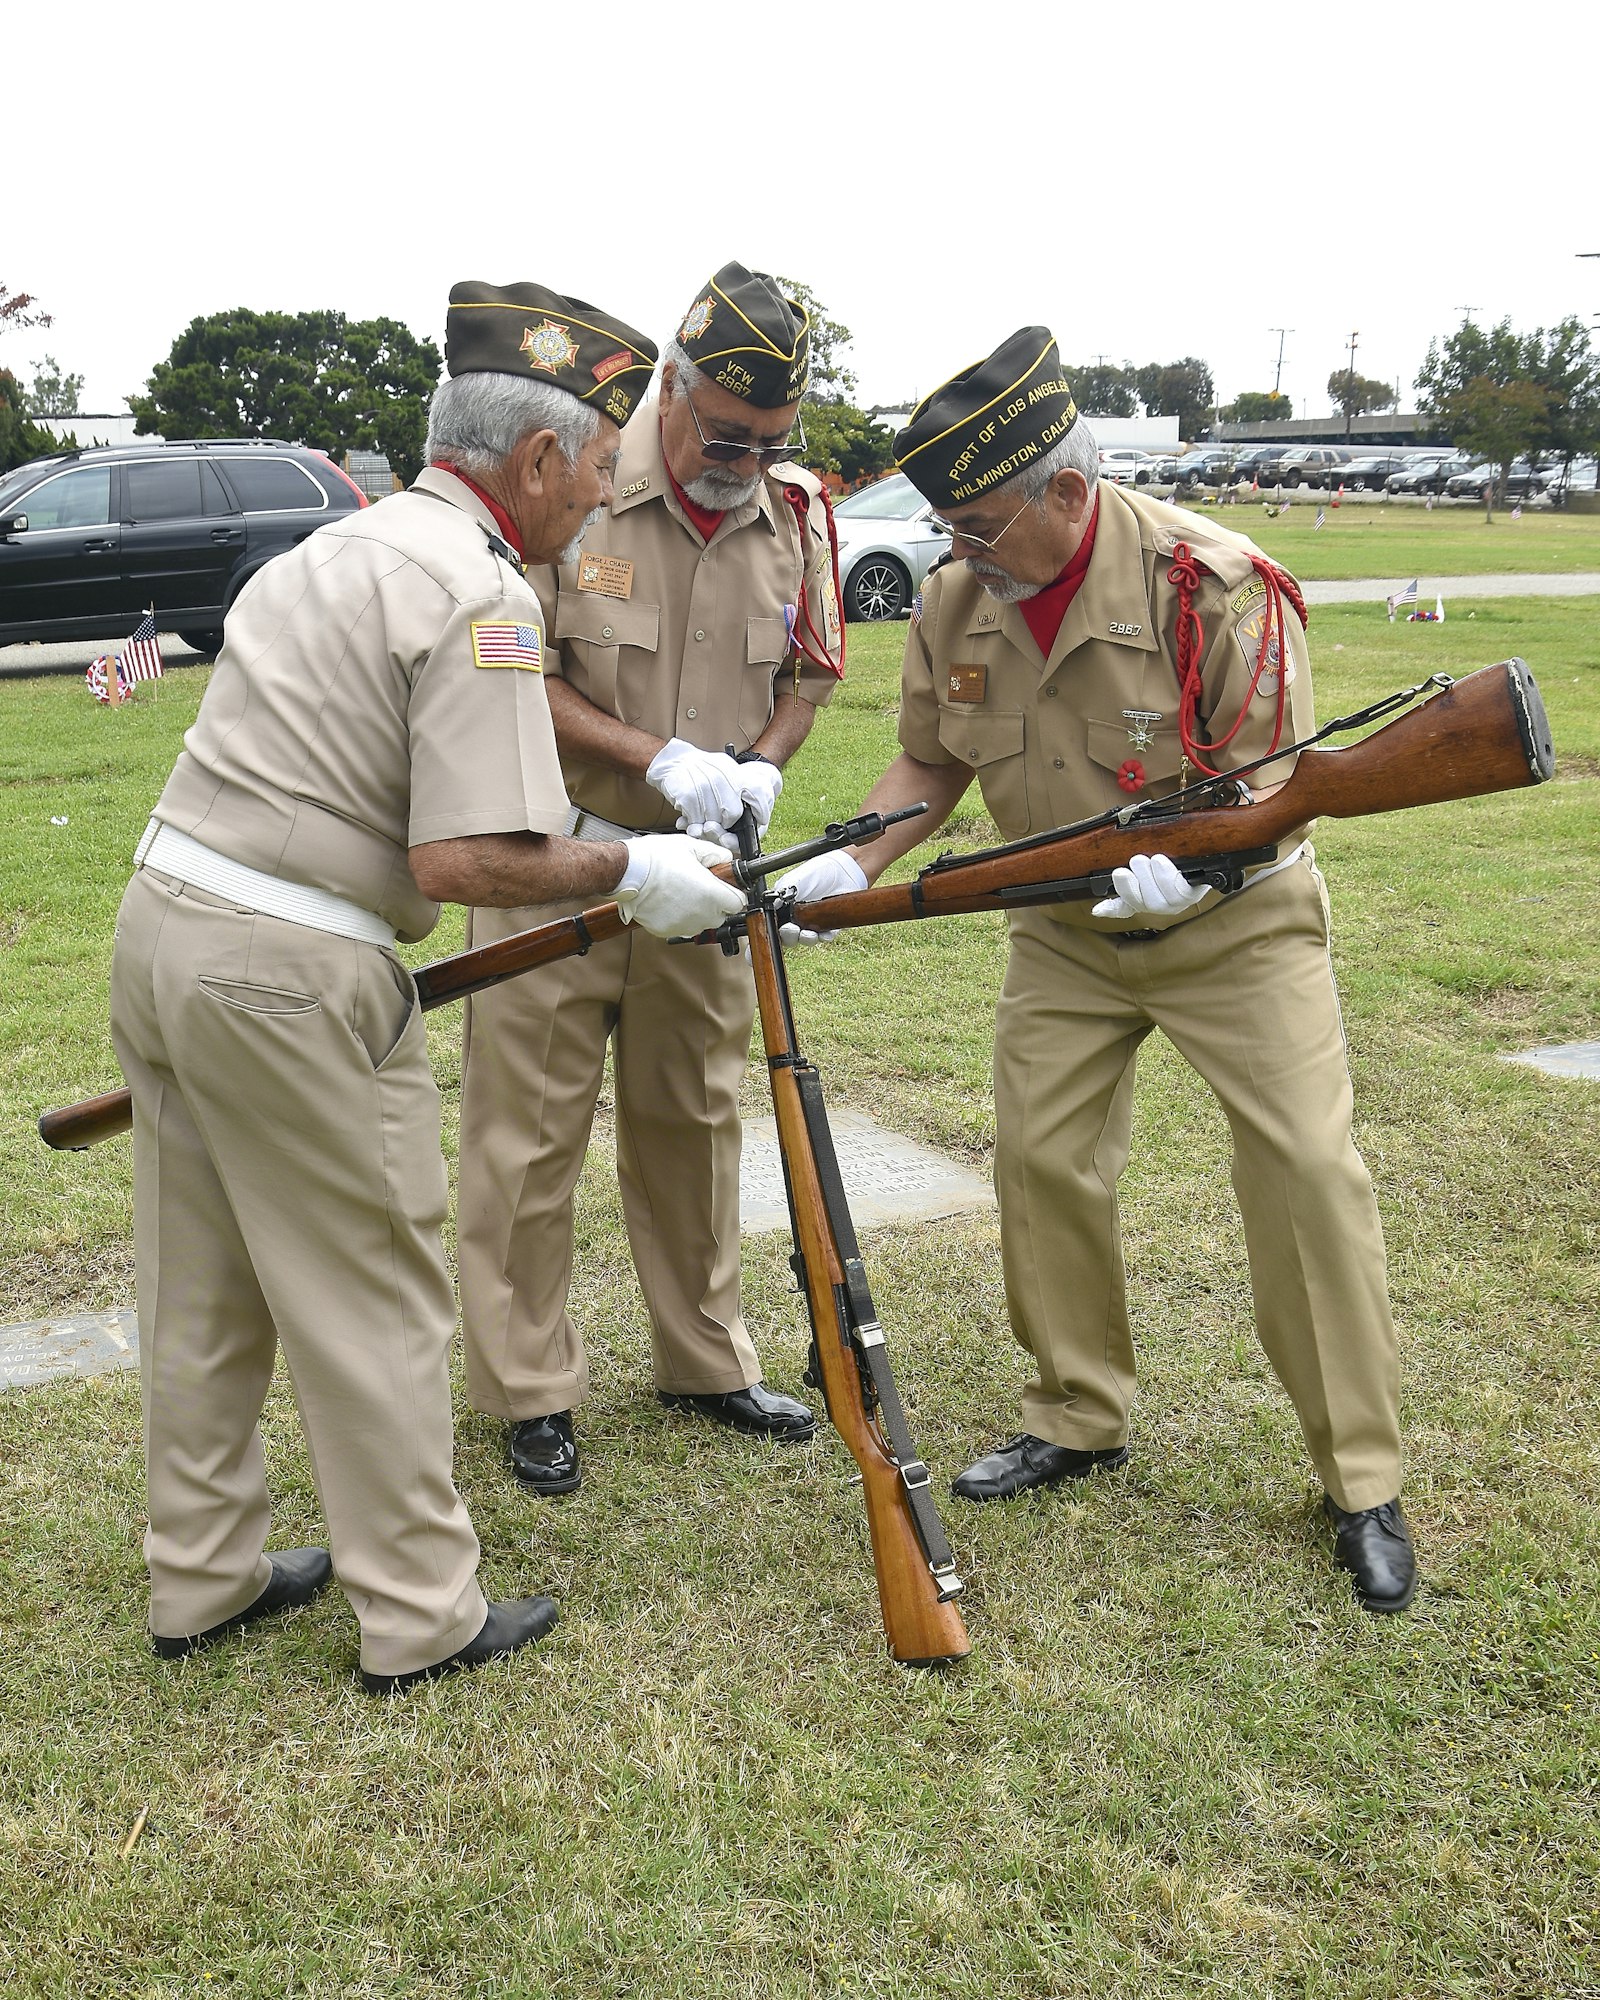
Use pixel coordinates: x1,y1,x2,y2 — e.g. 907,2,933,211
0,459,66,508
834,474,930,522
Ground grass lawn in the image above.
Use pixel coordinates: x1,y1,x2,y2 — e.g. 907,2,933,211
1167,497,1600,582
1,564,1597,1997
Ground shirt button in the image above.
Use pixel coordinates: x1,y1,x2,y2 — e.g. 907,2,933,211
1054,757,1065,769
601,625,614,639
1045,685,1057,696
969,749,980,761
686,707,698,720
694,629,706,641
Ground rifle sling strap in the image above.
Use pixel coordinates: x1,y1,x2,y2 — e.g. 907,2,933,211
794,1067,963,1598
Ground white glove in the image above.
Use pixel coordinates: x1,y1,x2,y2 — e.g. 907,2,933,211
614,835,746,938
1091,852,1209,922
645,738,746,850
773,851,868,944
735,756,783,834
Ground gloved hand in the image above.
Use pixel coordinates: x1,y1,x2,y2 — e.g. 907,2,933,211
645,738,746,850
735,756,783,835
773,851,868,944
1091,851,1209,922
614,835,746,938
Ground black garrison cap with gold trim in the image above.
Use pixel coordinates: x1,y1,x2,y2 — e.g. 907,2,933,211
894,327,1079,510
445,281,658,426
674,261,810,408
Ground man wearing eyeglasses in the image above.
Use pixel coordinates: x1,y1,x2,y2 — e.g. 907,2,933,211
457,261,845,1495
775,328,1414,1618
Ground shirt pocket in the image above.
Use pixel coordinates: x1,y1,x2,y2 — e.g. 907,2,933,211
738,613,791,742
1086,718,1186,802
553,595,660,721
936,707,1029,830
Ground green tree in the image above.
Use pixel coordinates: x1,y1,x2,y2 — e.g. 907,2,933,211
0,367,66,473
1221,390,1289,423
27,354,83,416
1133,357,1215,438
775,276,857,400
129,308,442,482
1416,315,1600,511
770,278,893,483
1,283,52,332
1067,363,1137,419
1327,370,1396,417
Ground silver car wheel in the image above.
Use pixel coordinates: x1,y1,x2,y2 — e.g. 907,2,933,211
846,557,910,621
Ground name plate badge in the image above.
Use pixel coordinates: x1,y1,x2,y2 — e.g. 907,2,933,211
948,665,987,704
576,554,635,600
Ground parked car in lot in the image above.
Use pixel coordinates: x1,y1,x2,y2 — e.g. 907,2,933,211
1443,460,1551,501
1272,446,1352,488
1098,449,1159,485
1334,452,1412,491
1171,447,1237,488
830,471,952,621
0,438,367,651
1228,445,1284,485
1385,454,1470,495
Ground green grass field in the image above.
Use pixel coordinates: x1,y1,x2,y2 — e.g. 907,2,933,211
1169,497,1600,581
2,516,1598,1998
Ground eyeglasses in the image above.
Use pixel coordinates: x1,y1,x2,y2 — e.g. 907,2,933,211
927,489,1036,553
682,386,806,465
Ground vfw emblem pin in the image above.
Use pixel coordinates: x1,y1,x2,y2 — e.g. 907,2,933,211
520,321,579,374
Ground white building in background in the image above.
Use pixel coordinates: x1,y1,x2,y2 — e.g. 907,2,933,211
31,413,142,447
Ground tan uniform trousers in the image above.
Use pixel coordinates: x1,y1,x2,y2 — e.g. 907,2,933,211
994,856,1402,1512
110,867,488,1678
458,900,761,1420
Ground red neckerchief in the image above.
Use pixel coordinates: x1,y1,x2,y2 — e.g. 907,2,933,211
429,461,524,560
1019,495,1101,658
664,460,727,543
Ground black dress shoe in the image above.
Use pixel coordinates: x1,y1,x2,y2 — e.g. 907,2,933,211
658,1380,817,1442
510,1412,581,1494
360,1597,559,1696
1324,1495,1417,1613
952,1434,1130,1503
151,1547,334,1658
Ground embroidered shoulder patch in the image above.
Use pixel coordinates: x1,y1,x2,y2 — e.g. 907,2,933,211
471,621,543,671
1235,605,1294,693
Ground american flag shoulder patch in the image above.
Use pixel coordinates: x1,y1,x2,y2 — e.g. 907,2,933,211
471,620,543,670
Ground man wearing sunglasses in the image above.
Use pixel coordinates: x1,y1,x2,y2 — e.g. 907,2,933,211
775,328,1414,1618
457,262,845,1496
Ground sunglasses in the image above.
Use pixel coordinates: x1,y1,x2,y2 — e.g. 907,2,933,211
926,489,1036,553
683,386,807,465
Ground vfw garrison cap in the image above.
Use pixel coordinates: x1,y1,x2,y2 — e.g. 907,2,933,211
674,260,810,408
445,281,659,426
894,328,1079,510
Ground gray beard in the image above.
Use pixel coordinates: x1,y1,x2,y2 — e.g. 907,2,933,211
561,506,606,565
684,465,763,510
968,559,1042,603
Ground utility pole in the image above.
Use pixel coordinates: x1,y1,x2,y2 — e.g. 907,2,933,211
1452,304,1479,324
1269,326,1293,397
1344,330,1359,440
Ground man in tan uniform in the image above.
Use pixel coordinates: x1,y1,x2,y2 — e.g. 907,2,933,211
110,281,748,1693
457,262,845,1494
778,328,1415,1614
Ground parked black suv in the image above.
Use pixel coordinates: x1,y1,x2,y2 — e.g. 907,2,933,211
0,439,367,652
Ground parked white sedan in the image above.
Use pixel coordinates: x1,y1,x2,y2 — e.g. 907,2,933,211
831,473,952,620
1097,449,1157,486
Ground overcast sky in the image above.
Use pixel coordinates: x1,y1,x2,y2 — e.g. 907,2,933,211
7,1,1597,432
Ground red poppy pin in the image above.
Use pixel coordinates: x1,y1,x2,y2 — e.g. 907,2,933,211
1117,759,1145,792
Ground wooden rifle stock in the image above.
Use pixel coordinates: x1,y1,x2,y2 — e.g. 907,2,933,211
791,658,1555,934
737,814,970,1668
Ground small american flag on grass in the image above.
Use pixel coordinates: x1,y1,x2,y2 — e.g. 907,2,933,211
1386,578,1419,622
470,621,543,670
121,609,165,683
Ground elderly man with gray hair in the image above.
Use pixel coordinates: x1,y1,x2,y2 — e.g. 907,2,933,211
110,279,747,1695
456,261,846,1497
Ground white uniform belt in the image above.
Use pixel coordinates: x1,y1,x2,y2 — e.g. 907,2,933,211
563,805,648,843
135,820,397,947
1241,840,1308,891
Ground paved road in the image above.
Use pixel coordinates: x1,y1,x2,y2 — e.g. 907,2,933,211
4,576,1599,678
1301,572,1600,606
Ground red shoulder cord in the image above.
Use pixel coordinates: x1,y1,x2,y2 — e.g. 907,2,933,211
782,482,847,679
1166,543,1307,777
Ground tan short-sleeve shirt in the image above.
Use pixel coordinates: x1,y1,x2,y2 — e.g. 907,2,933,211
899,481,1317,929
153,467,570,941
533,402,842,830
